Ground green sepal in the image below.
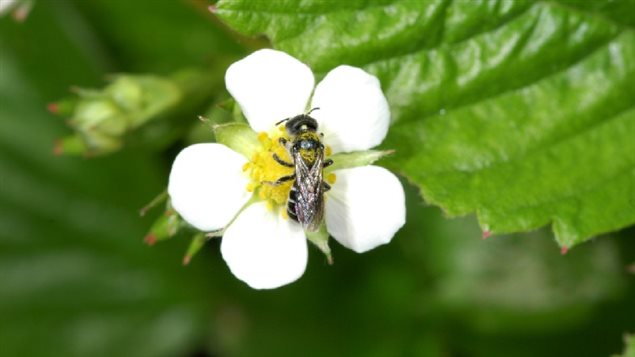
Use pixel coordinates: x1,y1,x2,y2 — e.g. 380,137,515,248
139,191,168,217
48,97,77,117
326,149,394,173
231,98,245,123
213,122,260,158
144,210,182,246
53,135,89,156
182,233,207,266
306,224,333,265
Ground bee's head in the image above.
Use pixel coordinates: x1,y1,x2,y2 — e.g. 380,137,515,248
284,114,318,135
276,108,320,136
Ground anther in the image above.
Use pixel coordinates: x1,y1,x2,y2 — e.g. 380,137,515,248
325,145,332,156
327,173,337,184
257,132,270,147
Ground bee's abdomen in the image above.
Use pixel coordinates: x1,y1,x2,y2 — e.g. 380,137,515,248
287,184,299,222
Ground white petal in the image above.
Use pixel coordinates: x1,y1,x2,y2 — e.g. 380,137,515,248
226,49,315,132
325,166,405,253
0,0,17,15
221,202,308,289
168,144,251,232
310,65,390,153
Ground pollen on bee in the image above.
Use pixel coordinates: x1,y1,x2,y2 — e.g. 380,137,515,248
327,173,337,184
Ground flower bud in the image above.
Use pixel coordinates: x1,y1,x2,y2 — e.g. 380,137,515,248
51,74,185,156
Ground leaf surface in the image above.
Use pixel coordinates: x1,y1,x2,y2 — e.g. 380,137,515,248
215,0,635,247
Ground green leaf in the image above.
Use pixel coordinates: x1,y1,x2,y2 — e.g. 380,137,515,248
398,182,626,334
215,0,635,248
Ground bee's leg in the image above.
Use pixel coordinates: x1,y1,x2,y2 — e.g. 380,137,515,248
323,158,333,168
278,137,293,155
278,137,292,151
272,153,294,167
263,174,296,186
322,181,331,192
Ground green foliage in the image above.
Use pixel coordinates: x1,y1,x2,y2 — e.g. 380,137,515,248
2,1,635,357
215,0,635,248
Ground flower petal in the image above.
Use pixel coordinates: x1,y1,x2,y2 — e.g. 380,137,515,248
325,166,405,253
221,202,308,289
226,49,315,132
168,143,251,232
310,65,390,153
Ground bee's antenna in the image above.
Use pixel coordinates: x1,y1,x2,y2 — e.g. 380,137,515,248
275,118,290,126
306,107,320,115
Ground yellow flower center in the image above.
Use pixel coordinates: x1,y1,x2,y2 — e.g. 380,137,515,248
243,127,295,208
242,126,335,215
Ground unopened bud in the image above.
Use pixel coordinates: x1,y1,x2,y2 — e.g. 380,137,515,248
51,74,182,156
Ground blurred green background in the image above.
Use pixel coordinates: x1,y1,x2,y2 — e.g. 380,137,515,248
0,0,633,356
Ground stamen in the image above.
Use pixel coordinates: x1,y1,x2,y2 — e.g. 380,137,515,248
325,145,332,156
327,173,337,184
245,131,295,207
257,132,268,143
280,208,289,220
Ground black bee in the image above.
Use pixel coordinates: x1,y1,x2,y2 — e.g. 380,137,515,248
266,108,333,231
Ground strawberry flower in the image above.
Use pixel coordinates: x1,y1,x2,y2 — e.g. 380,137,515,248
168,49,405,289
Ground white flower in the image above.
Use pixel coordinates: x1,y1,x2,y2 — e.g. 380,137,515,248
168,49,406,289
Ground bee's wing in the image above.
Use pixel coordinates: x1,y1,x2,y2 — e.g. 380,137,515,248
294,149,324,231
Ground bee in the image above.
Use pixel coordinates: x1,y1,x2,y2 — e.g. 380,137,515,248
266,108,333,231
